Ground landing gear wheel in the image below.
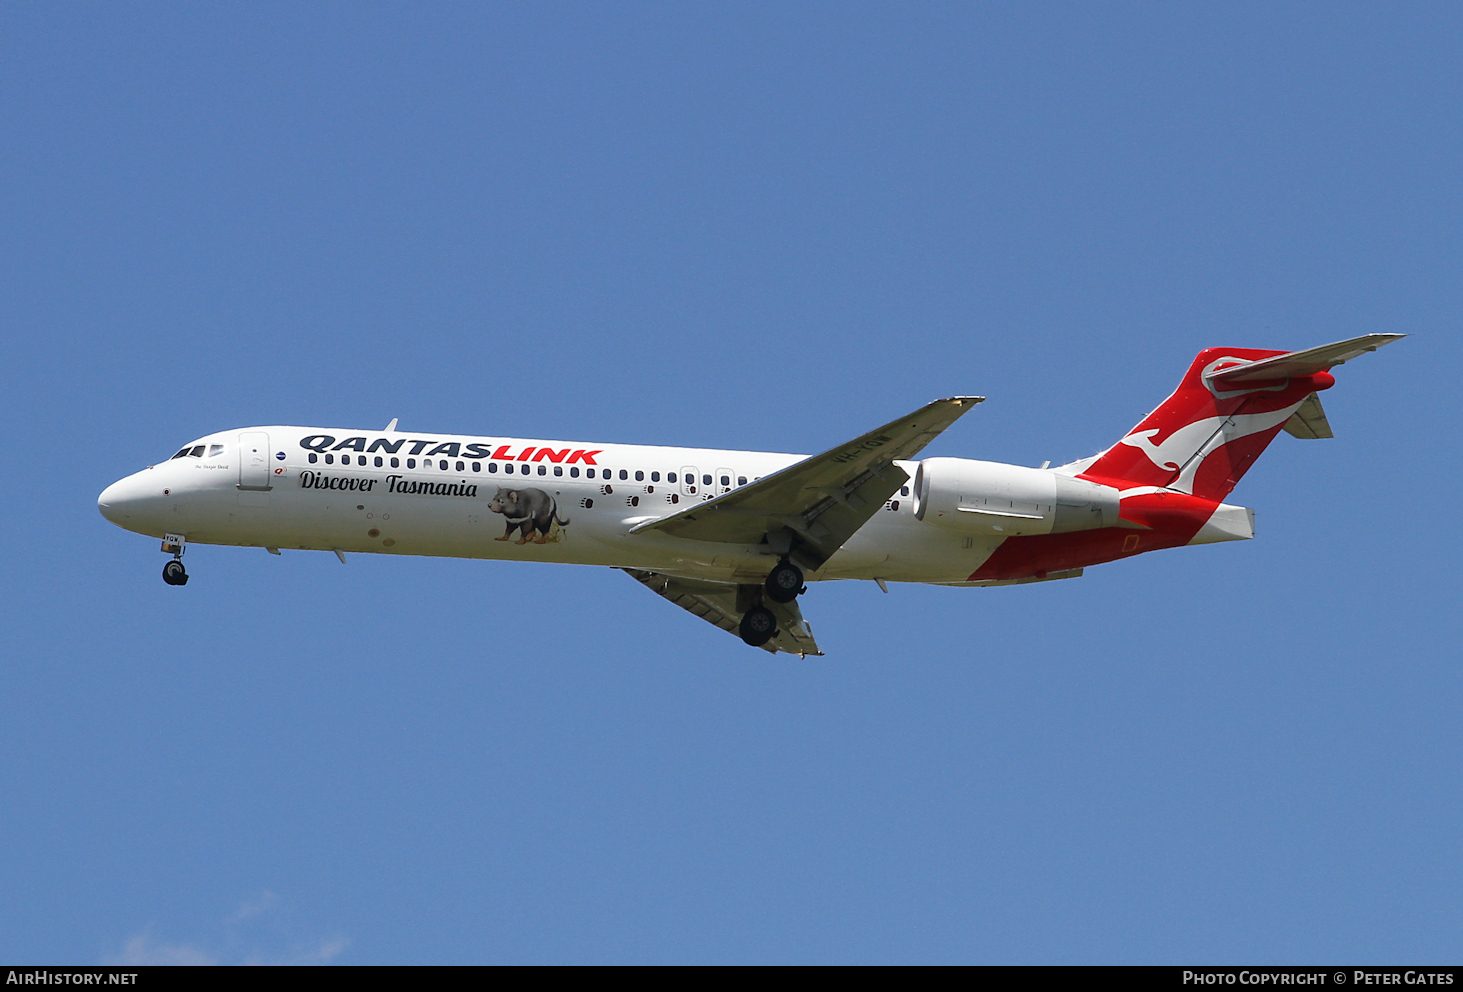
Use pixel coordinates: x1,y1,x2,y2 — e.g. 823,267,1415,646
162,560,188,586
739,606,777,647
764,559,803,604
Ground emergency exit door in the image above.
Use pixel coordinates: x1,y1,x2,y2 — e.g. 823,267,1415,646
238,432,272,491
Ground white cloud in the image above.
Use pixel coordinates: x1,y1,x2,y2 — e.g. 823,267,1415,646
244,937,350,966
229,890,280,923
105,892,348,966
106,934,218,966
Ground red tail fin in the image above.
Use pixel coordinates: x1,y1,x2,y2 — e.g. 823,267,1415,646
1079,347,1333,501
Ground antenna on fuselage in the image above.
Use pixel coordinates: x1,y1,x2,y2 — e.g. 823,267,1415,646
384,418,398,432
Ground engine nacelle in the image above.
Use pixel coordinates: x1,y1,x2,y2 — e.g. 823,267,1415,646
912,457,1121,536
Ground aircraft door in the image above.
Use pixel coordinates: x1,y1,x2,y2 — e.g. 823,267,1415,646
680,466,699,498
716,468,735,497
238,431,272,491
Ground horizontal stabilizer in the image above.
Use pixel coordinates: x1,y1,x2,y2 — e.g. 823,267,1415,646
1207,333,1405,384
1283,392,1334,439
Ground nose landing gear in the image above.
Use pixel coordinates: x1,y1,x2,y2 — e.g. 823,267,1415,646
160,533,188,585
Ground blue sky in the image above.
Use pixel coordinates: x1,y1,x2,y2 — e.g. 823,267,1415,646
1,2,1458,964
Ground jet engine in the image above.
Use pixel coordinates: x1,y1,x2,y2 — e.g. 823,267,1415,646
912,457,1121,536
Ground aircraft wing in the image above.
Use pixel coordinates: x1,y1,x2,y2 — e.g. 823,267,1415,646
622,568,823,656
1207,333,1405,384
629,396,983,571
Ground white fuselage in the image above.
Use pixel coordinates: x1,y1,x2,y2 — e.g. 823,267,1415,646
98,426,1020,586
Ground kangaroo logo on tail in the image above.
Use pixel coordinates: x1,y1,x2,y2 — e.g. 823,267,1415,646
489,487,571,544
1118,418,1234,473
1116,407,1303,494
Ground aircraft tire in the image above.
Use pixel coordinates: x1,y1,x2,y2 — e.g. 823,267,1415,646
739,606,776,647
162,560,188,586
763,560,803,603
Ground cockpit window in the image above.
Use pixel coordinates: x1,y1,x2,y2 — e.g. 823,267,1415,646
189,445,206,457
207,444,224,457
171,448,191,459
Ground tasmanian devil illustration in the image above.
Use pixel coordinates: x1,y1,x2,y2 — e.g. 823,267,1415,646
488,487,571,544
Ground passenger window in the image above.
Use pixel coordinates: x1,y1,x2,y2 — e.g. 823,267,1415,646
901,486,910,497
309,453,318,464
325,454,335,464
189,445,205,457
738,476,747,486
619,470,628,480
667,472,677,483
538,465,546,475
375,456,384,467
488,462,498,473
720,475,729,486
440,460,448,470
587,468,596,479
635,470,644,481
208,444,224,457
702,474,711,486
554,466,563,477
570,467,580,478
390,457,400,468
344,455,354,465
472,462,481,472
651,472,660,482
407,458,416,468
455,460,464,471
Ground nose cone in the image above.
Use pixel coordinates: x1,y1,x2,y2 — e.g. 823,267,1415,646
98,471,168,534
97,479,125,524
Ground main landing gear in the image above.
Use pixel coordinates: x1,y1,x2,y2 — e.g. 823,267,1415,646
763,558,804,604
162,559,188,586
739,606,776,647
738,558,807,647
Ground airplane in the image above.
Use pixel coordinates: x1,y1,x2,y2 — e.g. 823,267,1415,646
98,334,1402,656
